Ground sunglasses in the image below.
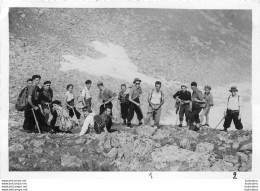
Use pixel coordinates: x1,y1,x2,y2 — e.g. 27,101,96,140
46,85,51,86
135,83,140,85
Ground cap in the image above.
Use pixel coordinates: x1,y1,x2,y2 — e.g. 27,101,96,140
191,82,197,87
133,78,142,84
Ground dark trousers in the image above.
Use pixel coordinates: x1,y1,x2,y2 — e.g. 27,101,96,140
189,107,202,124
120,103,129,120
223,110,243,130
99,102,113,115
23,108,45,131
67,107,81,119
179,104,190,123
127,98,143,123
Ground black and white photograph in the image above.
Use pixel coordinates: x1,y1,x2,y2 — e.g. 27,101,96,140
7,7,253,172
1,2,259,185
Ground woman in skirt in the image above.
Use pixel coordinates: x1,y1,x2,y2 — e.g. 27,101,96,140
64,84,81,123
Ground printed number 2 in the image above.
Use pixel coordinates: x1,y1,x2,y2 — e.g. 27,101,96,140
233,172,237,179
149,172,153,179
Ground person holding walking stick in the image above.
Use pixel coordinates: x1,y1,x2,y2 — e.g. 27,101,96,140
173,85,192,127
23,75,45,133
64,84,81,125
127,78,144,128
144,81,165,128
220,86,243,132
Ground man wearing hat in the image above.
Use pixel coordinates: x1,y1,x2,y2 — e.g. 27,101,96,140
127,78,144,127
97,81,117,115
38,80,53,107
173,84,192,127
199,85,214,127
221,86,243,131
190,82,206,131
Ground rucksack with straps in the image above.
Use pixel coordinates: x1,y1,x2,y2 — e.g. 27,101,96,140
227,95,240,109
150,89,163,102
15,87,28,111
55,106,73,131
93,115,106,134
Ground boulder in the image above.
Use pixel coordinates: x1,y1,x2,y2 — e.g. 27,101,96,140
152,129,172,140
106,148,118,159
236,152,248,162
217,132,229,142
239,143,252,151
61,154,83,168
195,142,214,153
75,138,86,144
223,155,239,164
31,140,45,148
9,144,24,152
135,125,156,136
33,148,43,154
151,145,211,171
210,160,237,171
232,141,240,149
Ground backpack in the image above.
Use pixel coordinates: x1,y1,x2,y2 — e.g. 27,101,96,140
15,87,28,111
93,115,106,134
227,95,240,110
55,106,73,131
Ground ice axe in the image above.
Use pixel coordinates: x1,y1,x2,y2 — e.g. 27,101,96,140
214,117,225,130
174,104,180,126
31,108,41,134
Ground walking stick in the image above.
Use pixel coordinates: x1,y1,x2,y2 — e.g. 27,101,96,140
214,117,225,130
175,104,180,126
32,108,41,134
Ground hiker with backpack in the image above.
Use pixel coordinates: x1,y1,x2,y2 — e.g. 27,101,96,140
81,80,93,108
189,82,206,131
49,100,73,133
144,81,164,128
15,78,32,112
118,84,130,125
127,78,144,127
38,81,53,107
173,85,192,127
221,86,243,132
64,84,81,123
199,85,214,127
97,81,117,115
22,75,45,133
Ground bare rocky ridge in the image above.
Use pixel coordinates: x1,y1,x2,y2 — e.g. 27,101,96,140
9,8,252,171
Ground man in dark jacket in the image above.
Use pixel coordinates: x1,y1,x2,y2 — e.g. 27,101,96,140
189,82,206,131
23,75,45,133
173,85,191,127
39,81,53,107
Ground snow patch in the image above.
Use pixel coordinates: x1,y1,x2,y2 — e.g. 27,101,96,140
60,41,158,85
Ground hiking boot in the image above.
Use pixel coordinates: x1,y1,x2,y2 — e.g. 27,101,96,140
220,128,228,132
189,125,195,130
138,121,143,126
193,126,200,132
178,124,182,127
123,119,127,125
127,123,133,128
203,124,209,127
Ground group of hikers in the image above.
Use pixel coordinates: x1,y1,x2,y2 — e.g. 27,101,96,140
15,75,243,136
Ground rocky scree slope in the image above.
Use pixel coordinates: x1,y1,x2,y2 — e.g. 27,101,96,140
9,113,252,171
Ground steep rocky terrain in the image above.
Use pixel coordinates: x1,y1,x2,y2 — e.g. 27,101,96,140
8,8,252,171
